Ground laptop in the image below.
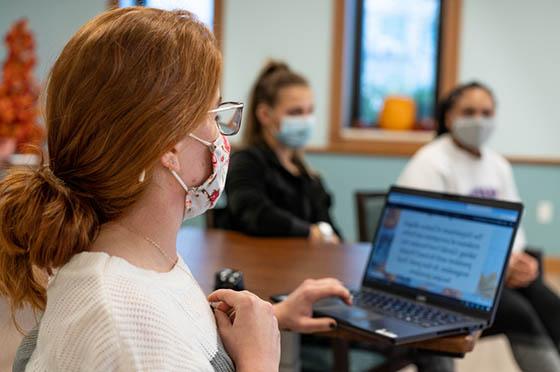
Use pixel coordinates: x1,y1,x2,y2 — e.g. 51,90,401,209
313,186,523,345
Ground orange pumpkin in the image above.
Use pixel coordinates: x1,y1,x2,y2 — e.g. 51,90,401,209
378,95,417,131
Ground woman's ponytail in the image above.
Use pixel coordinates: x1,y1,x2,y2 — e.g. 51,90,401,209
0,165,98,327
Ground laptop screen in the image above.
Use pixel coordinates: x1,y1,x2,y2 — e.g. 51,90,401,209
364,189,521,312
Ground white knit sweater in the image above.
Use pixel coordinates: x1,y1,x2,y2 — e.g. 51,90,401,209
25,252,234,371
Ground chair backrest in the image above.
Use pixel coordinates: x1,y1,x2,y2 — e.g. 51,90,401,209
355,191,387,243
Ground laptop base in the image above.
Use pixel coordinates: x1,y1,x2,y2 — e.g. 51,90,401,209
313,296,485,345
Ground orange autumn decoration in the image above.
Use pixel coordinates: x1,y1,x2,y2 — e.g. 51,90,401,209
378,95,416,131
0,19,44,153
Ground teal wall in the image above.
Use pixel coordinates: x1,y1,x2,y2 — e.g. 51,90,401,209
0,0,106,80
188,154,560,256
2,0,559,254
306,153,560,255
509,163,560,254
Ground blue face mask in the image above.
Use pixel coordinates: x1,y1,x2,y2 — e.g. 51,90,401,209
276,115,315,149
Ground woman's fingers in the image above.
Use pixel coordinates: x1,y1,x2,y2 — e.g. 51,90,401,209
212,293,280,369
208,289,257,307
210,301,233,314
214,308,233,330
296,316,337,333
208,289,240,304
309,284,351,304
301,278,352,305
312,277,345,287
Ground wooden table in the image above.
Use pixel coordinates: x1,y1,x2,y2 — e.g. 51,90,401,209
176,227,478,361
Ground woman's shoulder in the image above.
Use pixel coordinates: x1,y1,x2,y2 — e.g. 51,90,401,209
46,254,123,313
482,147,513,174
42,252,182,346
231,144,270,165
33,253,128,369
48,252,168,318
228,144,277,180
33,253,219,371
407,135,452,168
52,251,149,286
422,134,455,154
49,251,121,295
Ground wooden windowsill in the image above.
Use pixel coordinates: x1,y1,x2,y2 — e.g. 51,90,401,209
310,139,425,158
506,156,560,166
341,127,435,142
307,142,560,165
308,144,414,158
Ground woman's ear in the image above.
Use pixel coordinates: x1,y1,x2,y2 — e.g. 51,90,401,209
160,149,181,172
161,136,190,172
256,103,275,129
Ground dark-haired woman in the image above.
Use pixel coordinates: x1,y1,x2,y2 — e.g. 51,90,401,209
223,61,341,243
398,82,560,372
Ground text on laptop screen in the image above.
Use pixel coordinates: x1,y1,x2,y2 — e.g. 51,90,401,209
365,191,519,312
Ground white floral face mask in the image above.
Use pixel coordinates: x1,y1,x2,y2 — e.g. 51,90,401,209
169,133,231,220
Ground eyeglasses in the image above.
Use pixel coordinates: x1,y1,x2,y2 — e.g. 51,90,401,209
209,101,244,136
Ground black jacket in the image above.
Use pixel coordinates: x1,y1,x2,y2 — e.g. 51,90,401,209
221,142,341,238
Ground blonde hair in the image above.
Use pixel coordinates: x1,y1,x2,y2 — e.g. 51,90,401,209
0,7,222,328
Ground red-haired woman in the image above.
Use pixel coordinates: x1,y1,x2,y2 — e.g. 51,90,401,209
0,8,350,371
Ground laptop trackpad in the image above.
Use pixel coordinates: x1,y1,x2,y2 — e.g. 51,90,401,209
314,300,383,321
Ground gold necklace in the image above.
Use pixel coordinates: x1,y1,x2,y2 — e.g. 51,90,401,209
118,222,191,276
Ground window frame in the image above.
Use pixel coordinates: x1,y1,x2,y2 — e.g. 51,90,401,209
107,0,224,48
351,0,444,130
321,0,462,157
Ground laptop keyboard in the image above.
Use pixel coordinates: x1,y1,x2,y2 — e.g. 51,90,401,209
352,290,468,328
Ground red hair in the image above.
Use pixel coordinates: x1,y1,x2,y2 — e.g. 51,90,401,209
0,7,222,328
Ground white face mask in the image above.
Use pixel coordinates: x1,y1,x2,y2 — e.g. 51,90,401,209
169,133,231,220
451,116,495,149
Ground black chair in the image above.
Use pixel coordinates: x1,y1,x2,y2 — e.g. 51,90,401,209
355,191,387,243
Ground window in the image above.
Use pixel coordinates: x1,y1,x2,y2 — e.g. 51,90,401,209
353,0,441,131
116,0,217,30
325,0,460,156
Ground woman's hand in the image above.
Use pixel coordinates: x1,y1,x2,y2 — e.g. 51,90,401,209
506,252,539,288
309,224,340,244
273,278,352,333
208,289,280,372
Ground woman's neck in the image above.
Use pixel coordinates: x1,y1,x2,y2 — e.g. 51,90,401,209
90,184,183,273
263,132,299,175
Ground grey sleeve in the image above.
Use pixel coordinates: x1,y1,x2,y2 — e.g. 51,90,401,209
12,324,39,372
